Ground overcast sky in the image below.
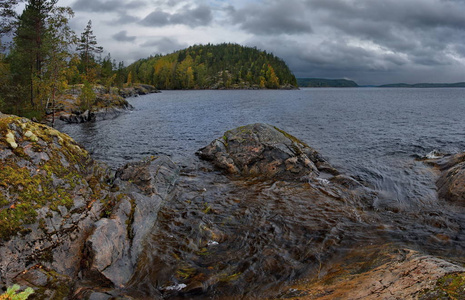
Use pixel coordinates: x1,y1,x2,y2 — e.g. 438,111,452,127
47,0,465,84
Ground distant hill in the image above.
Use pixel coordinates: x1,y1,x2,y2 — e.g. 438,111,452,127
126,43,297,89
297,78,359,88
379,82,465,88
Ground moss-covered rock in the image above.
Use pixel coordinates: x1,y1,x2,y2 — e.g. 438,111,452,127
196,123,329,180
0,113,118,295
0,113,180,298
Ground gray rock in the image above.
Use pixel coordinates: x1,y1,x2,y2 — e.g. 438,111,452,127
437,153,465,205
196,123,330,180
85,155,179,287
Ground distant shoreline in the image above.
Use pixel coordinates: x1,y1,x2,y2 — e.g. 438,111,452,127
297,78,465,88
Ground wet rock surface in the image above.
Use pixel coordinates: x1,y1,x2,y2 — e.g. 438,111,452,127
437,153,465,205
278,246,465,300
2,119,465,299
196,123,336,180
0,114,178,298
84,156,179,289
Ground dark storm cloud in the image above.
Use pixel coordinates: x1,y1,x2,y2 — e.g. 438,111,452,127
227,0,312,35
241,0,465,84
140,37,188,54
140,5,213,27
308,0,465,65
112,30,136,42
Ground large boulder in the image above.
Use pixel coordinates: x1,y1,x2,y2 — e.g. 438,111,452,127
0,114,112,296
196,123,337,180
437,153,465,205
0,114,179,298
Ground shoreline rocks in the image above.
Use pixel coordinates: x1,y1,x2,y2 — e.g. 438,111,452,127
437,153,465,205
196,123,337,181
0,114,178,298
2,118,465,299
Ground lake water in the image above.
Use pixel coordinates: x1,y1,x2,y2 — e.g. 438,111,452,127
58,88,465,297
58,88,465,209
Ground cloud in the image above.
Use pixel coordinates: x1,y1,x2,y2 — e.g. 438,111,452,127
140,37,188,54
227,0,312,35
112,13,140,25
112,30,136,42
72,0,147,13
65,0,465,84
139,10,171,26
140,5,213,27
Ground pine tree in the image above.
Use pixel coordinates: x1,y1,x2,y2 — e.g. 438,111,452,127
76,20,103,78
44,6,76,125
10,0,57,111
0,0,21,38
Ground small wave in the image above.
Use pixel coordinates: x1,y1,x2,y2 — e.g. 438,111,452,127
164,283,187,291
425,149,443,159
316,178,330,185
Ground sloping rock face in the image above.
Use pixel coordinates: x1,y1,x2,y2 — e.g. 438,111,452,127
82,156,179,290
196,123,337,180
437,153,465,205
279,247,465,300
0,114,179,298
0,114,112,296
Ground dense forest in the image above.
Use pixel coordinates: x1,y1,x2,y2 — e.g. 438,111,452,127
0,0,130,119
0,1,297,120
126,43,297,90
297,78,359,88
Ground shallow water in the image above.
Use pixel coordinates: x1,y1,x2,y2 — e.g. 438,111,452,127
58,88,465,297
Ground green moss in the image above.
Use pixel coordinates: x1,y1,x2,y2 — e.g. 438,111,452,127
0,115,103,241
126,197,136,241
273,126,310,148
419,272,465,299
0,193,8,207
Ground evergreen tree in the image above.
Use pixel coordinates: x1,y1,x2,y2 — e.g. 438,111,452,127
10,0,57,111
76,20,103,78
0,0,21,38
43,6,76,125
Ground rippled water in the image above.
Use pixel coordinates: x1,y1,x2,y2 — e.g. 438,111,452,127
58,88,465,298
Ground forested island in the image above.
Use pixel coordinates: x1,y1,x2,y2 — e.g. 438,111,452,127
0,2,296,122
126,43,298,90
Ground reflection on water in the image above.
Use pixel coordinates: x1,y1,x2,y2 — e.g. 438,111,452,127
57,88,465,297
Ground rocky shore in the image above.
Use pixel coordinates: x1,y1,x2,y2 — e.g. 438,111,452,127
1,117,465,298
51,84,159,125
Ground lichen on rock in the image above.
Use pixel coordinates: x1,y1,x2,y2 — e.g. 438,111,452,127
196,123,336,181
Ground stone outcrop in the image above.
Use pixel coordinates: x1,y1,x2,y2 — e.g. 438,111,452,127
0,114,179,298
51,83,159,125
437,152,465,205
196,123,337,180
0,114,112,297
83,156,178,289
278,247,465,300
119,84,160,98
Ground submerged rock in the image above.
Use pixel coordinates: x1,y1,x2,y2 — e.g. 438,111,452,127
437,153,465,205
196,123,336,180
